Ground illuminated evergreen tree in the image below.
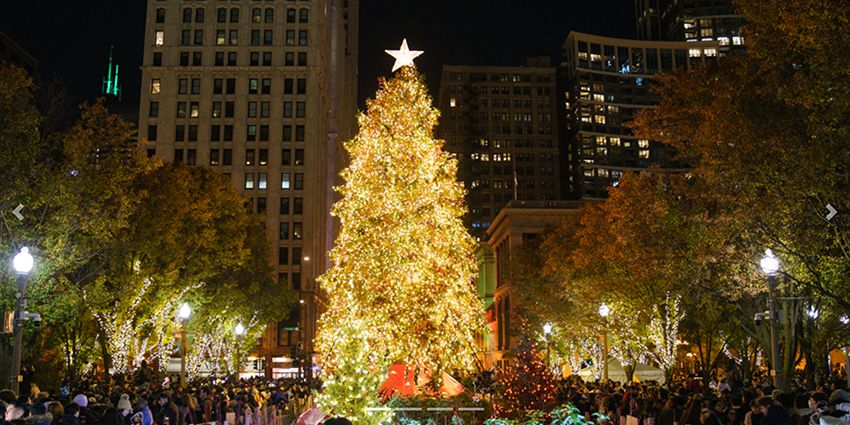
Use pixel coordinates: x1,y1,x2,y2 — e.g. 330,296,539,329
316,319,389,425
495,340,557,419
316,48,484,417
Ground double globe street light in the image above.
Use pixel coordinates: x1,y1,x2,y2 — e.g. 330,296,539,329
760,249,783,389
599,303,610,382
234,322,245,378
10,247,34,394
178,302,191,388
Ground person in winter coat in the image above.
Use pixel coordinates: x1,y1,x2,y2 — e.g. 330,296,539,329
60,404,79,425
756,397,794,425
156,393,179,425
46,402,63,425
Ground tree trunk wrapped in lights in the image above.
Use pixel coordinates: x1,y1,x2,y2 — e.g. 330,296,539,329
316,62,484,417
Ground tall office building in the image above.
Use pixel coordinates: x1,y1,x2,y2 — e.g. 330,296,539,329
0,31,38,76
560,32,718,198
635,0,745,55
437,58,561,239
138,0,358,377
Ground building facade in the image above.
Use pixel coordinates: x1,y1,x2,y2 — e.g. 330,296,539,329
559,32,718,198
138,0,358,377
436,59,561,239
635,0,745,55
476,200,583,369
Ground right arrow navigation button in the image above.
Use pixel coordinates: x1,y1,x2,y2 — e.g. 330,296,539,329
826,204,837,221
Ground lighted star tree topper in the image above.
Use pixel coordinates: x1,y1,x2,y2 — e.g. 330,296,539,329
317,38,485,402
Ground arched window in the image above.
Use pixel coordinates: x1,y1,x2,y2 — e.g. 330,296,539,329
299,8,309,23
155,8,166,24
265,8,274,23
286,8,296,23
182,7,192,23
252,8,262,23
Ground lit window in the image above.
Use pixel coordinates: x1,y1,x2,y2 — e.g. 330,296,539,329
258,173,267,190
689,48,702,57
610,137,621,146
594,115,606,124
593,93,604,102
704,48,717,57
151,79,161,95
244,173,255,189
639,150,650,158
190,102,199,118
281,173,291,189
732,36,744,45
718,37,730,46
155,31,164,46
450,98,456,108
638,139,649,148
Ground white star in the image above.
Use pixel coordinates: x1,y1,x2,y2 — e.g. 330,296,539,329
385,38,424,72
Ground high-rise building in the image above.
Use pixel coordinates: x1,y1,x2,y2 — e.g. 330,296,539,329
635,0,745,55
138,0,358,377
559,32,718,198
0,31,38,76
437,58,561,239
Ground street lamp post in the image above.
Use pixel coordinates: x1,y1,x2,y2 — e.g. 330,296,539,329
10,247,33,394
840,315,849,387
760,249,782,389
178,302,191,388
599,303,610,383
234,323,245,379
543,323,552,372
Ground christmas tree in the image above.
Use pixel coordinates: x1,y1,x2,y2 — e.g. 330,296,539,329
316,319,390,425
316,39,484,416
495,341,557,419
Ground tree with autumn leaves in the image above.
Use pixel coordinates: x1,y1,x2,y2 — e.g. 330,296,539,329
512,0,850,387
0,64,292,385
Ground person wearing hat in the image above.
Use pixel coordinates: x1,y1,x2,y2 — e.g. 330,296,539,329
117,394,133,418
70,395,95,425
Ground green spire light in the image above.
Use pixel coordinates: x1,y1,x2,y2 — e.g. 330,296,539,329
101,45,122,100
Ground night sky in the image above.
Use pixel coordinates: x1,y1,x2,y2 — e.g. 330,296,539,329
1,1,635,109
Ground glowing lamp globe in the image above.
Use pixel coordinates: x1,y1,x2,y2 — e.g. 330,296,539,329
599,303,610,318
178,302,192,320
807,306,819,319
760,249,779,275
235,323,245,336
840,315,850,325
13,247,34,274
543,323,552,335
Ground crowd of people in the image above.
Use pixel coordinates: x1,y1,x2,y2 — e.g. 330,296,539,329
1,366,321,425
3,361,850,425
555,367,850,425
